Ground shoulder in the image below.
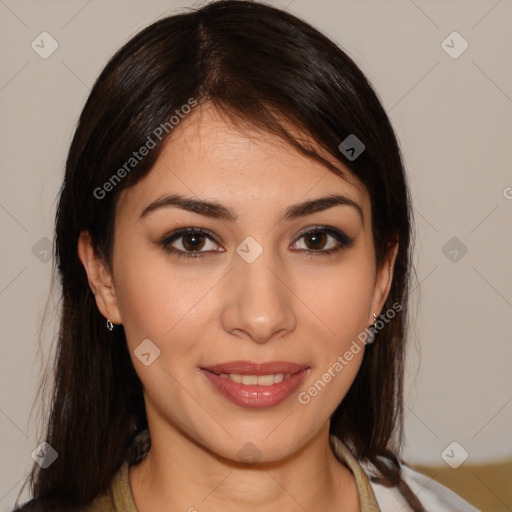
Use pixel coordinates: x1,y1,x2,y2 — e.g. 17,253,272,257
401,464,481,511
361,461,482,512
10,499,46,512
12,432,147,512
10,499,88,512
11,491,115,512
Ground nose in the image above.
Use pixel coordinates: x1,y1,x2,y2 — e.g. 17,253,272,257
220,246,297,344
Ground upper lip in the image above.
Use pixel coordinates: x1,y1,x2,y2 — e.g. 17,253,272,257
202,360,309,375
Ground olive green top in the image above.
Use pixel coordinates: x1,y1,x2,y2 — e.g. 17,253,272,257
85,433,381,512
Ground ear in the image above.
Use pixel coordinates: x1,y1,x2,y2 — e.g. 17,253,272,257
77,230,122,325
369,238,400,324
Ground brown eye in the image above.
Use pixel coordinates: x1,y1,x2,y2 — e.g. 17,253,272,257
181,233,207,251
292,226,354,255
160,227,222,259
303,231,328,250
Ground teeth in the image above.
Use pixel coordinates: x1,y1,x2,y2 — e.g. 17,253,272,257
217,373,291,385
241,374,258,385
252,374,274,385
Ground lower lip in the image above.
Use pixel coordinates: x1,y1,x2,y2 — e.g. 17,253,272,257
201,368,309,408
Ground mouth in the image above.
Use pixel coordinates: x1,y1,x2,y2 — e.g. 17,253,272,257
212,372,294,386
202,360,308,375
200,361,310,408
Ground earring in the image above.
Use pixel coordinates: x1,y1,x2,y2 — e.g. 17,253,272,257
366,313,379,344
106,319,114,331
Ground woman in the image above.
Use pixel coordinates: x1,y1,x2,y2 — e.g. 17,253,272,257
13,1,480,511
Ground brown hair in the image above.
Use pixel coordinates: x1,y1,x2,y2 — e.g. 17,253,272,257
16,1,423,510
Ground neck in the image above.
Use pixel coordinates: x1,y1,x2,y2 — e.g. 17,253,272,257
129,421,360,512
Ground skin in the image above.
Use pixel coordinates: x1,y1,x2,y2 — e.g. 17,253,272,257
78,103,399,512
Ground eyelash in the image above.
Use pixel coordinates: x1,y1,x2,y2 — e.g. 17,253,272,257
159,226,354,260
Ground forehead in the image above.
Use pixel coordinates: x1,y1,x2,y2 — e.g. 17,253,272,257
117,104,369,219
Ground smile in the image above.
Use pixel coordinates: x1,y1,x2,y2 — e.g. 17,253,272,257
200,362,310,408
217,373,292,385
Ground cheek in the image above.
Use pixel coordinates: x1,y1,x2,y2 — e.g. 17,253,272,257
112,245,217,350
296,256,375,344
295,263,373,414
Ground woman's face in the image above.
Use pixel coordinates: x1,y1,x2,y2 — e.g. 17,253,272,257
83,104,397,462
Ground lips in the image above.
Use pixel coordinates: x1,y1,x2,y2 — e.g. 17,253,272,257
200,360,310,408
202,360,308,375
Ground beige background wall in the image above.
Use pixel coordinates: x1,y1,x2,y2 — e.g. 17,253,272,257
1,0,510,509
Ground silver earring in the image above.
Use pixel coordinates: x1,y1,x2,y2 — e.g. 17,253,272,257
366,313,379,344
106,319,114,331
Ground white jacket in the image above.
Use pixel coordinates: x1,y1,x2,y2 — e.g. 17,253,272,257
367,462,481,511
330,434,481,512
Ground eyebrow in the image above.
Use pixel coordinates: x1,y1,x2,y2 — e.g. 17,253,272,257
139,193,363,224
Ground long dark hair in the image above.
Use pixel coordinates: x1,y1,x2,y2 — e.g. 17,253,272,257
16,1,424,510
